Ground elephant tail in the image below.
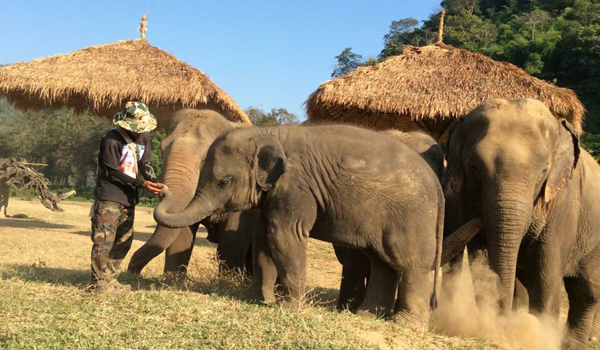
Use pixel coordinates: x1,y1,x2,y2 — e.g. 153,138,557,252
430,186,444,311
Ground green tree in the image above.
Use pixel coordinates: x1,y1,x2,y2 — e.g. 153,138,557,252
0,100,112,187
442,0,481,14
380,18,421,58
372,0,600,148
443,12,498,52
246,107,300,126
247,107,278,126
331,48,364,78
151,130,166,178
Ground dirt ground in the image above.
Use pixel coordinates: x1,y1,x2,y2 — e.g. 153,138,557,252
0,198,342,292
3,198,600,350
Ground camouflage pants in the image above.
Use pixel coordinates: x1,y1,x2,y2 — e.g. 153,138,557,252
90,200,135,285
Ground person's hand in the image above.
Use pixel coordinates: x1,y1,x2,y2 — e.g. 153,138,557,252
142,181,165,195
154,183,168,191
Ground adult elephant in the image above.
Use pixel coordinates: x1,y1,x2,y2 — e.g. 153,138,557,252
335,130,444,311
446,98,600,350
127,109,258,276
335,130,481,312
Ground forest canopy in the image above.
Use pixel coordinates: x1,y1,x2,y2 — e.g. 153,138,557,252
331,0,600,157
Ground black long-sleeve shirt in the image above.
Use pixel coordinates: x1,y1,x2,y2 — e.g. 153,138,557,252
93,128,158,207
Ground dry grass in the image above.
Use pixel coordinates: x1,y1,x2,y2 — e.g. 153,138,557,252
0,39,250,127
1,198,597,349
306,43,584,134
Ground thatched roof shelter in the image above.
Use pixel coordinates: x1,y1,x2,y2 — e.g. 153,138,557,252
306,43,585,137
0,38,250,127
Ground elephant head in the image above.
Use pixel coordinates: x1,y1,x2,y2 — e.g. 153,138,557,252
128,108,243,274
446,98,579,311
155,128,286,229
158,109,236,213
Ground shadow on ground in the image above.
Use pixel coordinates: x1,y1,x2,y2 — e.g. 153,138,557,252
1,263,340,310
0,218,74,230
71,226,215,247
1,263,90,287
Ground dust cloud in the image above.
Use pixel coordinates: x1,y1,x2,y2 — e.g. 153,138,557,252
431,254,563,350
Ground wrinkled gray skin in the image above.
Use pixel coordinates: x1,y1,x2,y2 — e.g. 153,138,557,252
334,130,444,311
127,109,258,276
335,130,482,311
155,124,446,327
447,98,600,350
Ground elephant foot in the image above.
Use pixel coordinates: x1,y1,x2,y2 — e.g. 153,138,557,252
245,285,276,304
392,310,428,332
562,336,587,350
164,271,188,285
126,264,143,275
277,298,301,310
355,309,378,320
337,299,361,313
355,306,392,320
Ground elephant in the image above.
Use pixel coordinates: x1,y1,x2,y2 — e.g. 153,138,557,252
334,130,444,311
446,98,600,349
334,130,482,312
127,109,259,276
154,124,450,327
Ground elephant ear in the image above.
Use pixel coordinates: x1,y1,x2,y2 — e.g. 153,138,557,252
445,117,465,193
252,134,287,192
544,119,580,202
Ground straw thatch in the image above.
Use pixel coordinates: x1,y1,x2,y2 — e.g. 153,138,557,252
306,43,585,136
0,39,250,126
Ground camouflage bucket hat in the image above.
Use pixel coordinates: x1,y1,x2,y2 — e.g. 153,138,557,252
113,102,157,133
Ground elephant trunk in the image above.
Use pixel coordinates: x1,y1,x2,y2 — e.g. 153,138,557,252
485,187,533,312
441,218,483,265
160,152,201,211
128,147,201,274
154,187,217,229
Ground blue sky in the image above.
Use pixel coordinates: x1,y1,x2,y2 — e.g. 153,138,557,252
0,0,442,119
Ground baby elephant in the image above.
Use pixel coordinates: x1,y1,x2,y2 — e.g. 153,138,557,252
155,125,444,327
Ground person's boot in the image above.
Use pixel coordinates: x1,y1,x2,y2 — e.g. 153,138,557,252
92,280,131,296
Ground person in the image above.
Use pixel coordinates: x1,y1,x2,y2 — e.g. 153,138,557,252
89,101,167,295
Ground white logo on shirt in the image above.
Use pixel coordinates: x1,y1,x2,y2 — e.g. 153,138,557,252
119,145,146,179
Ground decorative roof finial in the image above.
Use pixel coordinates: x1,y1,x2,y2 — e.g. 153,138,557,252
437,9,446,44
139,13,147,39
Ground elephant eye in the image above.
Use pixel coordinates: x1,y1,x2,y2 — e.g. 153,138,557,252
217,178,230,188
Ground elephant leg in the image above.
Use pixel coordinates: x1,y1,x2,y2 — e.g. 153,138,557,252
394,266,432,330
267,226,307,309
563,275,599,350
128,226,186,274
217,231,251,275
216,211,255,277
513,273,530,311
164,223,200,275
466,236,491,307
355,254,398,320
333,245,369,312
520,246,562,317
248,218,277,303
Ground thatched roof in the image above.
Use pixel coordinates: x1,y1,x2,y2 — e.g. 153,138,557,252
0,39,250,126
306,43,585,135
